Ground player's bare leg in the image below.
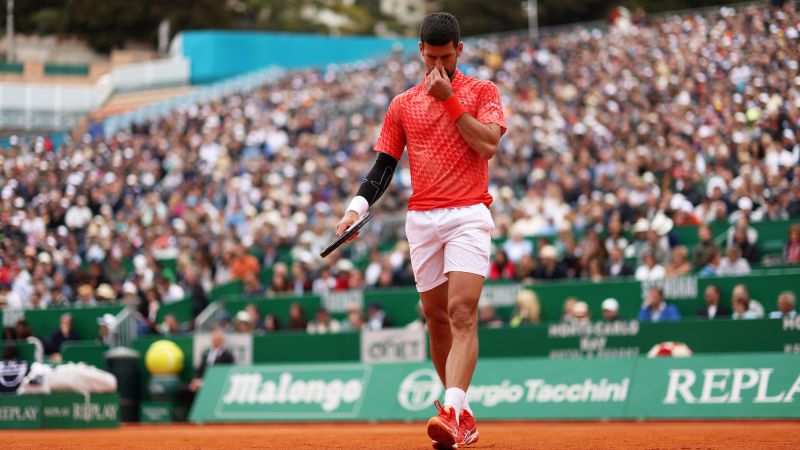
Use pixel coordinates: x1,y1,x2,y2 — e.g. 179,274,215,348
427,271,483,448
444,271,482,391
420,281,451,385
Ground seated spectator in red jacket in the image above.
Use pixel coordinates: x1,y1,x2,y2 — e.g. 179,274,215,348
488,250,516,280
230,244,260,281
334,260,355,291
785,225,800,264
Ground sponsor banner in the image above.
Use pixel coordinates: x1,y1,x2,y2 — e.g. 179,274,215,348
140,402,173,423
627,354,800,418
200,364,371,420
641,276,698,301
0,394,118,429
360,328,427,363
190,354,800,422
389,359,633,420
193,333,253,369
41,393,119,429
322,289,364,313
546,320,642,358
0,394,41,429
480,284,522,308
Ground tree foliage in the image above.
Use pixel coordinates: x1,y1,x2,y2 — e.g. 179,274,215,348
8,0,231,53
4,0,752,53
433,0,528,36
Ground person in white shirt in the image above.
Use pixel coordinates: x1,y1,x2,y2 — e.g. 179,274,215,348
306,307,341,334
0,282,24,310
64,195,93,230
726,216,758,247
502,232,533,264
768,291,797,319
717,247,751,276
731,284,764,320
635,249,666,281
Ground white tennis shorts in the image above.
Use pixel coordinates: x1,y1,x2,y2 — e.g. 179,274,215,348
405,203,495,292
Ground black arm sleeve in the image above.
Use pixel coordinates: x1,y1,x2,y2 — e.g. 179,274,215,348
356,152,399,205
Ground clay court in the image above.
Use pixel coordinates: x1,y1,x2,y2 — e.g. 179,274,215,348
5,421,800,449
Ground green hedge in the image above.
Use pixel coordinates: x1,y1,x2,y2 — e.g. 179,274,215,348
43,63,89,76
0,62,24,74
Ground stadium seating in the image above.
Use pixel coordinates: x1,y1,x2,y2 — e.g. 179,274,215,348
2,2,799,367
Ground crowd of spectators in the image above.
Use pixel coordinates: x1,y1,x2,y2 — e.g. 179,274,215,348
0,4,799,339
472,280,797,329
202,300,394,336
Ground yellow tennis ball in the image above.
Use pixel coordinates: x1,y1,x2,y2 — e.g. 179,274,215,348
145,340,184,376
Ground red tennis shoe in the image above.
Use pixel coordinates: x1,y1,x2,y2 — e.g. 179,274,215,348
427,400,459,449
457,409,479,447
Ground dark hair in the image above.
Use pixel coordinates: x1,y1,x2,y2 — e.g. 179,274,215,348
2,326,17,341
3,343,18,360
14,320,32,339
706,284,721,296
264,314,281,331
420,12,460,47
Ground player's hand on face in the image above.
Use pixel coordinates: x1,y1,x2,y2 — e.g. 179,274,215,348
425,62,453,101
336,210,360,242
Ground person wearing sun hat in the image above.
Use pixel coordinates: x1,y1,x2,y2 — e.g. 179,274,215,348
95,283,117,303
601,298,626,322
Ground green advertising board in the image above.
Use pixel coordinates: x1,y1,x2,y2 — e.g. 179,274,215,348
626,354,800,419
0,395,42,429
0,394,119,429
190,353,800,422
133,318,799,367
201,364,371,421
215,270,800,328
140,401,173,423
25,305,123,343
41,393,120,428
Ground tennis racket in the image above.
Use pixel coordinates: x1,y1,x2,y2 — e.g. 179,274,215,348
320,212,373,258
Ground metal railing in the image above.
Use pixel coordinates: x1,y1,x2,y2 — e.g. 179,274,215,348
108,307,137,348
2,308,25,327
194,301,223,333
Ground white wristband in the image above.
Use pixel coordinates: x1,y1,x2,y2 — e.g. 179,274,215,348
346,196,369,218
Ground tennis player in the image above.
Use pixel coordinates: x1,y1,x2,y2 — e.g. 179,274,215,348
336,12,506,449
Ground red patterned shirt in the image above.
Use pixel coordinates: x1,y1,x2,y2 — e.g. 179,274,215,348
374,69,506,211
